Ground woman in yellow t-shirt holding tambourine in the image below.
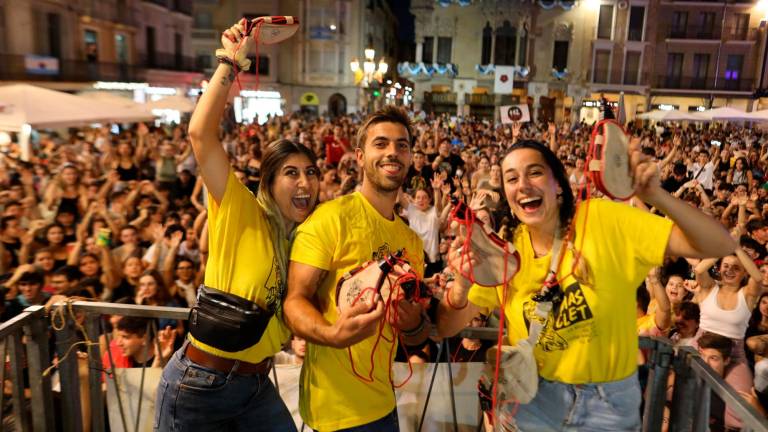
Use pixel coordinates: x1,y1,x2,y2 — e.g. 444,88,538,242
154,17,318,432
438,136,735,431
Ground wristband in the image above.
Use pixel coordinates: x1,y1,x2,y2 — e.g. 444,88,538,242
216,56,238,70
401,313,426,337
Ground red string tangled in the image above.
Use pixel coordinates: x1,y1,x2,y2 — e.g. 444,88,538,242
345,251,429,389
452,123,626,426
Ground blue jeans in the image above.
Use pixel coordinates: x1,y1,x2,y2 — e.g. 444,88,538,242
154,342,297,432
504,372,641,432
313,409,399,432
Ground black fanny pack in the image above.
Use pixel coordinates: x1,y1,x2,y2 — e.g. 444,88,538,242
188,285,274,352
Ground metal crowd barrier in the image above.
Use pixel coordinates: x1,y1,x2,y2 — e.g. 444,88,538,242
1,302,767,431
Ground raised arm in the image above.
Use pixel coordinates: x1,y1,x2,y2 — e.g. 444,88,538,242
188,19,254,204
646,267,672,332
547,122,558,153
630,139,736,259
659,135,680,170
736,247,764,308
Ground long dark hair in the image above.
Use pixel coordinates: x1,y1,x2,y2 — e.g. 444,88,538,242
749,292,768,330
502,140,576,232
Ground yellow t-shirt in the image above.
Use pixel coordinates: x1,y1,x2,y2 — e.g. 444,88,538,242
291,192,424,431
469,198,673,384
189,170,291,363
637,299,670,337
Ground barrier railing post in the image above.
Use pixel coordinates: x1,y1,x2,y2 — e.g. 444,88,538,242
692,378,710,432
86,312,105,432
23,306,55,431
55,315,83,432
8,331,31,432
670,347,697,431
642,338,674,432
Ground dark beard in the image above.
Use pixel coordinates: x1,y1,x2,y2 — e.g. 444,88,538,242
364,162,404,192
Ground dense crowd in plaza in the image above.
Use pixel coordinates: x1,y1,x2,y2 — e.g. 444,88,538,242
3,103,768,429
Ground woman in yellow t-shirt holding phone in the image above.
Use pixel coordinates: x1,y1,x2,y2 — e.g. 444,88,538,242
438,139,735,431
154,19,319,432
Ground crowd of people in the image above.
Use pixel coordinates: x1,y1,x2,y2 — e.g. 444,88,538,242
1,105,766,429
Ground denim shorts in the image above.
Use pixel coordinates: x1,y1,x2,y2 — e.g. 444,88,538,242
501,372,641,432
154,342,297,432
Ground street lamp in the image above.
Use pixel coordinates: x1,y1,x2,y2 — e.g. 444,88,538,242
349,47,388,87
350,47,389,112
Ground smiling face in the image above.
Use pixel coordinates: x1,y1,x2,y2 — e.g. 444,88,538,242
719,255,746,287
357,122,412,193
271,153,320,224
501,148,562,232
414,189,431,211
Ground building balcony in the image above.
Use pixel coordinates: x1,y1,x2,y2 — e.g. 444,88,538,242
425,92,457,105
467,93,495,106
143,0,192,14
138,52,199,72
192,28,218,40
724,26,758,42
0,54,145,82
667,25,721,40
654,75,753,92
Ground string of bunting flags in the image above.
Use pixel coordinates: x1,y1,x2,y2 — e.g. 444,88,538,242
436,0,573,8
397,62,458,77
437,0,473,6
475,64,530,78
551,69,569,80
537,0,576,10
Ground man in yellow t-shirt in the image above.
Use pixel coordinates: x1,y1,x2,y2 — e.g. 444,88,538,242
286,106,428,431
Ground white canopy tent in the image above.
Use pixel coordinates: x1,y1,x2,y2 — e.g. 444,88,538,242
144,95,196,112
637,109,706,122
0,84,154,131
743,110,768,122
0,84,155,160
698,106,750,121
78,91,152,112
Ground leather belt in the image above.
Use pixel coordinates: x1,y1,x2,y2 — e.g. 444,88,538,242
185,343,272,376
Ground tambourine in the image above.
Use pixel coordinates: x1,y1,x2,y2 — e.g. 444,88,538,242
246,16,299,44
335,251,426,313
451,200,520,287
482,343,539,404
587,119,634,200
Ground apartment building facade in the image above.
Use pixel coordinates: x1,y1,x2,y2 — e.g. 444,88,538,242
646,0,766,113
407,0,768,123
0,0,199,92
190,0,397,118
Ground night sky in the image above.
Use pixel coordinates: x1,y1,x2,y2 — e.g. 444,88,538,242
386,0,415,43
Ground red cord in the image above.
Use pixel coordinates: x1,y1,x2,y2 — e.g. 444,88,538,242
344,254,425,388
489,128,601,426
227,18,263,93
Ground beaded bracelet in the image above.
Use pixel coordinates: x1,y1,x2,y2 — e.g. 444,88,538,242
216,56,239,71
